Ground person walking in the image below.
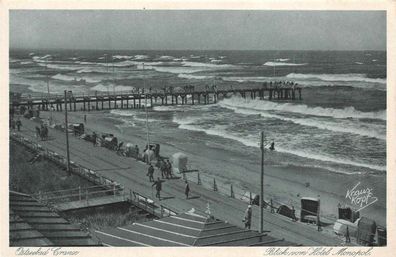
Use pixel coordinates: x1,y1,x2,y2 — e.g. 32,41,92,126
152,177,163,200
147,164,154,182
166,160,173,178
345,226,351,243
243,205,252,230
15,119,22,131
84,114,87,123
92,132,97,146
160,160,167,179
184,181,190,199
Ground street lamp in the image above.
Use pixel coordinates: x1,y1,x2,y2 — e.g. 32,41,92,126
64,90,72,176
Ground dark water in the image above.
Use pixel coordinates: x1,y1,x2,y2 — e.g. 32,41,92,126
10,49,386,175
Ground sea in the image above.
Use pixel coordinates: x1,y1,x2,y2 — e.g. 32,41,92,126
9,49,386,177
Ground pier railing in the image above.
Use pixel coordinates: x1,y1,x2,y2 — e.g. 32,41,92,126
10,132,179,219
10,131,386,246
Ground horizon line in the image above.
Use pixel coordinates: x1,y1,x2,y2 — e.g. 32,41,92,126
9,47,387,52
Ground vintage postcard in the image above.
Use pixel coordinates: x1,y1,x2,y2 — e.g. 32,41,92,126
1,0,395,256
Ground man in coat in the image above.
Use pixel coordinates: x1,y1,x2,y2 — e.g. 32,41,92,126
152,177,163,200
244,205,252,229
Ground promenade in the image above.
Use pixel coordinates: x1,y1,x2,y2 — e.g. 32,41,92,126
13,116,347,246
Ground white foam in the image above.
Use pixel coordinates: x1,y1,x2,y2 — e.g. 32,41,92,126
219,97,386,121
355,62,363,65
274,58,290,62
263,61,307,66
224,104,385,140
113,55,133,60
286,73,386,84
178,74,213,80
20,61,33,65
52,74,75,81
90,84,135,92
275,145,386,172
172,115,385,172
158,55,175,60
134,55,149,60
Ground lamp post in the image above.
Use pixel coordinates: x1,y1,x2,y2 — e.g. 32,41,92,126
260,131,264,233
64,90,71,176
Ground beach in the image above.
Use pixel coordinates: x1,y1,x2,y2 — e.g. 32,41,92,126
38,109,386,227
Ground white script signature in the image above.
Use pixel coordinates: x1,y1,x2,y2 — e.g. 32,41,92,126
345,182,378,211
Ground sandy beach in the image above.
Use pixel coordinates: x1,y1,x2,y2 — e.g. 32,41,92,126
37,109,386,227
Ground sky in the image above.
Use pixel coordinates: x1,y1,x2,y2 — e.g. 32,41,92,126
9,10,386,51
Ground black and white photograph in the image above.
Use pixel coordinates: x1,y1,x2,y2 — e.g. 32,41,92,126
4,1,394,254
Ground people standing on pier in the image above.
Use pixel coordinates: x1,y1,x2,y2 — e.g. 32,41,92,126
243,205,252,229
152,177,163,200
147,164,155,182
16,118,22,131
185,181,190,199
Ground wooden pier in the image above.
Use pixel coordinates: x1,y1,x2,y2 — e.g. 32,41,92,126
12,85,302,112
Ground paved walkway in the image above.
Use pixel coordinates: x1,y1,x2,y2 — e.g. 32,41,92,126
13,117,348,246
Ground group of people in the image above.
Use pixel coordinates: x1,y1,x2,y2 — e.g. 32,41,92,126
147,167,191,201
262,80,299,89
146,159,173,181
10,118,22,131
35,124,49,141
158,159,173,179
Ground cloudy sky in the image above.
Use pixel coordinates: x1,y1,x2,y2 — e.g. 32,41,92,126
10,10,386,51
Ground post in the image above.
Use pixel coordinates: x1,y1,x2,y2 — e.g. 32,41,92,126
86,189,88,203
64,90,71,176
79,186,81,201
260,131,264,233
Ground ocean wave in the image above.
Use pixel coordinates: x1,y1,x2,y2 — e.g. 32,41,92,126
172,116,385,172
52,74,75,81
355,62,363,65
110,110,156,122
286,73,386,84
157,55,175,60
263,61,307,66
222,104,385,140
134,55,149,60
275,146,386,172
51,73,101,83
113,55,133,60
90,84,135,92
219,97,386,121
274,58,290,62
178,74,214,80
182,61,234,69
222,76,276,83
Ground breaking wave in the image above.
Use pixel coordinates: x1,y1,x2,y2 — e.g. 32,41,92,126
286,73,386,84
90,84,135,92
172,116,385,172
263,62,307,66
219,97,386,121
